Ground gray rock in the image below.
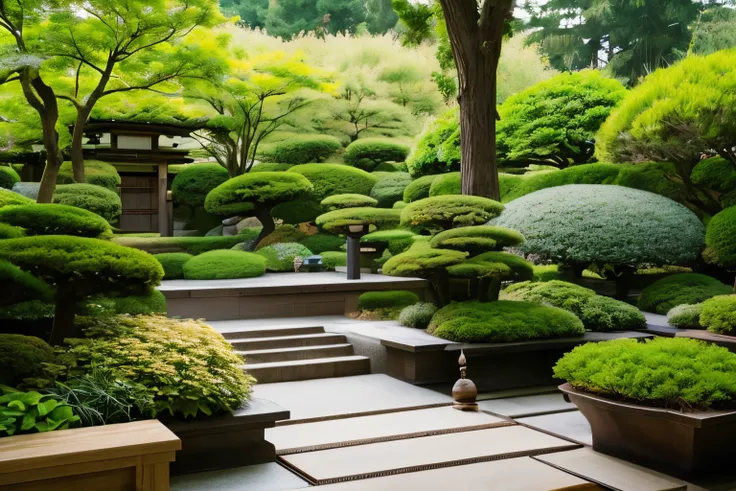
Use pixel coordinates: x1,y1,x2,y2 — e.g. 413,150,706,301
237,217,263,231
222,216,242,226
11,182,40,199
205,224,224,236
222,225,239,236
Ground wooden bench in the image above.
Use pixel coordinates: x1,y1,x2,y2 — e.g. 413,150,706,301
0,419,181,491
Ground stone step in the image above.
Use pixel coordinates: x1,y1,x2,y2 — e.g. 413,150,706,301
238,344,354,364
220,325,325,340
230,333,348,351
244,356,370,384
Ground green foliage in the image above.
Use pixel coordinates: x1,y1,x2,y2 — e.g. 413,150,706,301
270,135,342,165
667,303,703,329
428,300,585,343
688,6,736,56
172,164,230,209
0,259,53,306
401,196,504,232
0,188,34,209
407,108,460,177
251,163,294,172
383,246,467,278
429,172,460,196
298,233,345,254
430,226,524,256
691,157,736,209
57,161,121,192
358,290,420,310
0,334,54,387
344,138,410,171
0,204,112,239
321,194,378,211
398,302,437,329
502,280,646,331
705,207,736,267
289,164,377,200
112,291,167,316
53,184,122,223
114,236,248,255
55,315,254,418
257,243,313,272
0,166,20,189
205,172,313,216
700,295,736,335
271,198,324,224
0,223,23,239
553,338,736,410
370,172,412,208
403,174,438,202
0,388,80,437
153,253,193,280
492,185,705,267
638,273,733,314
375,162,408,173
321,251,348,270
447,252,534,283
533,264,562,282
182,250,267,280
316,207,400,234
256,224,307,249
361,229,416,254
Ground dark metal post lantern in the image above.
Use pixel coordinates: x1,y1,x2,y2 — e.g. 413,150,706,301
345,223,370,280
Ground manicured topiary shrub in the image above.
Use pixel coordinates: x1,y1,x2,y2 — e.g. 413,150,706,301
251,163,294,172
691,157,736,209
182,250,266,280
172,163,230,208
375,162,408,173
112,291,167,316
638,273,733,314
270,135,342,164
289,164,377,200
370,172,412,208
502,280,646,331
430,226,524,257
700,295,736,335
298,233,345,254
492,185,705,267
358,291,420,311
447,252,534,282
403,174,438,203
153,253,193,280
705,207,736,267
344,138,410,171
316,207,401,234
57,160,120,191
0,334,54,386
393,201,407,209
321,251,347,270
399,302,438,329
533,264,562,282
53,184,122,223
554,337,736,410
255,224,307,249
0,223,23,239
0,188,34,208
407,108,460,177
0,165,20,189
321,194,378,211
361,229,416,255
402,196,504,233
429,172,460,196
114,236,249,255
271,197,324,224
0,259,53,306
667,304,703,329
427,300,585,343
0,204,112,239
257,243,313,272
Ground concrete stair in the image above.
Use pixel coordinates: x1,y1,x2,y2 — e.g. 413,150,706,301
227,325,370,384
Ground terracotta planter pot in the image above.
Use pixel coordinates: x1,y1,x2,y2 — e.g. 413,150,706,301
559,383,736,476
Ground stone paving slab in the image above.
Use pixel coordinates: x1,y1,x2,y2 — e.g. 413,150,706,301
517,410,593,446
267,406,509,454
285,457,598,491
171,463,309,491
479,393,575,418
280,425,580,485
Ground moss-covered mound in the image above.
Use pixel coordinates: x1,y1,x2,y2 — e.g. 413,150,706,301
153,253,193,280
0,188,34,209
358,290,420,311
251,163,294,172
289,164,377,200
428,300,585,343
112,291,167,316
705,207,736,267
53,183,122,223
257,243,313,272
0,223,23,239
430,226,524,256
205,172,313,217
344,138,410,171
182,250,267,280
401,196,504,232
638,273,733,314
0,259,53,306
114,236,249,255
298,233,345,254
361,229,416,254
399,302,438,329
57,160,121,191
667,303,703,329
0,165,20,190
316,207,401,234
321,194,378,211
370,172,412,208
0,203,112,238
383,245,467,277
321,251,347,270
429,172,461,196
403,174,438,203
172,163,230,208
447,252,534,282
700,295,736,335
0,334,54,386
271,197,324,225
270,135,342,164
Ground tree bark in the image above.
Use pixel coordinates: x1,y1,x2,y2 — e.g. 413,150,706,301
253,207,276,249
70,109,92,183
50,286,78,346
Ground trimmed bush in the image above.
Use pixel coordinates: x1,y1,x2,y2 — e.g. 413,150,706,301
271,197,323,224
0,259,53,306
447,251,534,282
321,194,378,211
251,163,294,172
205,172,313,217
403,174,438,203
361,229,416,255
407,108,460,177
289,164,377,200
0,165,20,189
370,172,412,208
53,183,122,223
375,162,408,173
401,196,505,232
0,334,55,386
256,224,307,249
533,264,562,282
358,291,420,311
553,337,736,410
270,135,342,164
393,201,408,209
0,223,23,239
344,138,410,172
153,253,193,279
257,243,313,272
321,251,347,270
114,236,248,255
383,245,467,277
429,172,461,196
316,207,401,234
0,204,112,238
700,295,736,335
298,233,344,254
705,207,736,267
183,250,266,280
172,164,230,208
57,160,120,191
691,157,736,209
427,300,585,343
638,273,733,314
667,304,703,329
0,188,34,208
430,226,524,256
113,291,167,316
399,302,438,329
492,185,705,266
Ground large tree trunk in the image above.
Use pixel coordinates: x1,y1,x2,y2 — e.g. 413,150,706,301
253,208,276,249
50,286,78,346
70,109,92,183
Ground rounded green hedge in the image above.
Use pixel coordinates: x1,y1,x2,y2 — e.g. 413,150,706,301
321,194,378,211
112,291,167,316
667,303,702,329
491,185,705,266
383,246,467,277
553,337,736,410
205,172,313,216
370,172,412,208
700,295,736,335
316,207,401,234
0,259,53,305
361,229,416,254
57,160,120,191
172,164,230,208
430,226,524,256
251,163,294,172
638,273,733,314
375,162,408,173
289,164,377,200
692,157,736,209
447,252,534,282
182,250,267,280
705,207,736,267
53,183,122,223
0,166,20,189
401,196,505,232
153,253,193,280
256,224,307,249
270,135,342,164
271,197,323,224
403,174,438,203
257,243,313,272
399,302,438,329
344,138,410,171
0,203,112,238
427,300,585,343
0,188,34,209
0,334,54,386
298,233,345,254
321,251,347,270
0,223,23,239
429,172,461,197
358,290,420,311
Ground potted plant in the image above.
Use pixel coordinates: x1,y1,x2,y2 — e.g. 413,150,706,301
555,337,736,475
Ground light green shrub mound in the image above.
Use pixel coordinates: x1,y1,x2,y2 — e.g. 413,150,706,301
321,194,378,211
289,164,377,200
429,172,461,196
251,163,294,172
0,223,23,239
172,164,230,208
491,185,705,266
115,236,248,255
271,198,323,224
256,224,307,249
257,243,313,272
0,165,20,189
370,172,412,208
205,172,313,217
403,174,438,203
321,251,347,270
298,233,345,254
111,291,167,316
667,304,703,329
533,264,562,282
399,302,438,329
430,226,524,256
316,207,401,234
502,280,646,331
0,204,112,239
638,273,733,314
0,334,55,386
705,207,736,267
183,250,267,280
700,295,736,335
554,337,736,409
447,252,534,282
361,229,416,254
375,162,408,173
270,135,342,164
383,246,467,278
0,259,53,306
407,108,460,177
358,290,420,311
153,253,193,280
402,195,505,232
53,183,122,223
344,138,410,171
393,201,408,209
428,300,585,343
0,188,34,209
57,160,120,191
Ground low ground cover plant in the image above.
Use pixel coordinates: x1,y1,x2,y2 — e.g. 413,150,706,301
0,334,55,386
153,253,194,279
399,302,438,329
182,250,267,280
0,387,80,437
257,243,313,272
638,273,733,314
666,304,703,329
